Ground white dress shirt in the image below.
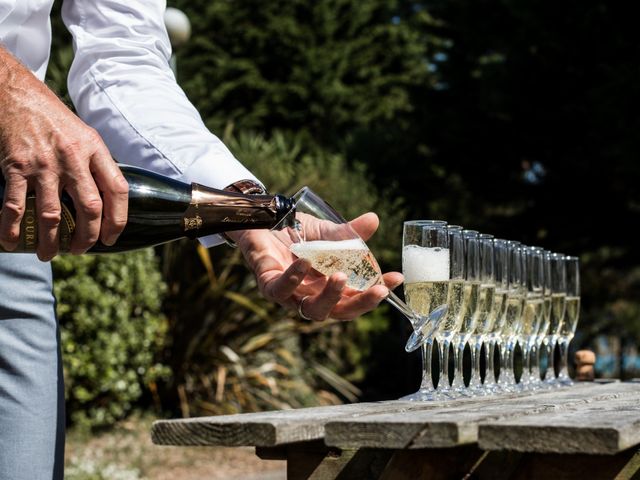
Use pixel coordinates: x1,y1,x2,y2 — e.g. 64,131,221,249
0,0,261,246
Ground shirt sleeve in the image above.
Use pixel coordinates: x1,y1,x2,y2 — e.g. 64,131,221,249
61,1,262,247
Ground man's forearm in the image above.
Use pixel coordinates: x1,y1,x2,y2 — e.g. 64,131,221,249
0,46,43,113
0,43,129,259
0,46,21,87
0,46,9,79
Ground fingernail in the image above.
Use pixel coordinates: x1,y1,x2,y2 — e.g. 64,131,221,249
295,260,310,274
333,275,347,291
0,242,17,252
103,234,118,246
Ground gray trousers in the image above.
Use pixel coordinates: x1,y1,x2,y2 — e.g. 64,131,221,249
0,254,65,480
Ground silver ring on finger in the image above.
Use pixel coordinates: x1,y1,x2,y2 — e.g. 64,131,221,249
297,295,313,321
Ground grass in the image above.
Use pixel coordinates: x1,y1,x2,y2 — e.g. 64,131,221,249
64,413,285,480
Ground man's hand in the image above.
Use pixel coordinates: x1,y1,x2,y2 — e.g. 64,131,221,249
0,47,128,260
230,212,403,322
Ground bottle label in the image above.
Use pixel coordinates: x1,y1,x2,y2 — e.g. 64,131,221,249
15,195,75,252
184,184,282,237
183,215,203,231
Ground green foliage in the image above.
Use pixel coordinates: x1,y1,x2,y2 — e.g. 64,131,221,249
53,251,169,429
44,0,640,405
161,130,406,415
225,128,404,266
47,1,72,103
168,0,430,145
392,1,640,349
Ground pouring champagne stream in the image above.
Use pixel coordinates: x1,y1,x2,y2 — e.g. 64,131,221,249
272,187,446,350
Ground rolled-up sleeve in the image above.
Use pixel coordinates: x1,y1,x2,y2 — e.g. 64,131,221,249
61,0,260,190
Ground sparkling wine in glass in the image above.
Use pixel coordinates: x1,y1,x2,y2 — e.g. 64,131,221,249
517,246,545,390
543,252,567,387
557,256,580,385
482,239,509,394
467,234,497,395
401,221,449,401
451,230,481,395
273,187,447,343
425,225,465,397
497,241,526,392
532,249,553,386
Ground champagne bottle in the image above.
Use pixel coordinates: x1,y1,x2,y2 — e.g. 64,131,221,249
0,164,296,253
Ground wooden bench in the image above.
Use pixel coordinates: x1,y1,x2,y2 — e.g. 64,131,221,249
151,381,640,479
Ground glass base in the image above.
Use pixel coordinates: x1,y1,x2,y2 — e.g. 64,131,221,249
399,388,445,402
494,372,518,393
519,380,547,392
557,373,574,386
404,304,448,352
449,386,474,398
466,384,499,396
543,378,563,388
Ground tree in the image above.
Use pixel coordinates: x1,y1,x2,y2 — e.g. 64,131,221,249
392,0,640,350
168,0,431,147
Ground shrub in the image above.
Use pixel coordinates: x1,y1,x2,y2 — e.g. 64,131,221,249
53,250,169,429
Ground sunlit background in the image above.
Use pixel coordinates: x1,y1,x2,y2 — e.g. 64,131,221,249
45,1,640,478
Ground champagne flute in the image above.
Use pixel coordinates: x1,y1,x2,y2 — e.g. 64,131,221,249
543,252,567,387
451,230,481,395
404,226,466,354
517,246,544,390
557,256,580,385
497,241,525,392
430,226,465,397
273,187,446,343
467,234,496,394
483,238,509,395
531,250,552,387
401,221,449,401
482,239,509,394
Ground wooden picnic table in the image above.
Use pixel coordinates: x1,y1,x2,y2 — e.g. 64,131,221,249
151,381,640,479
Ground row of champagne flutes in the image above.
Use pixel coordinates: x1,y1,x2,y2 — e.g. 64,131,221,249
401,220,581,401
271,189,579,401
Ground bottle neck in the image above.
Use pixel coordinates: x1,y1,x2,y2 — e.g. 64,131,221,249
184,183,295,237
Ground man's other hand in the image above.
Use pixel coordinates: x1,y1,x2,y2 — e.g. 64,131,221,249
0,47,128,260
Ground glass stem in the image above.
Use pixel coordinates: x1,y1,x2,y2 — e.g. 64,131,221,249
420,340,435,391
452,337,466,390
545,336,557,381
469,336,483,389
558,337,571,381
438,337,451,391
485,338,497,387
521,340,531,385
385,291,418,326
501,337,516,386
530,340,540,384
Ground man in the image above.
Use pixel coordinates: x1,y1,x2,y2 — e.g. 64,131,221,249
0,1,401,478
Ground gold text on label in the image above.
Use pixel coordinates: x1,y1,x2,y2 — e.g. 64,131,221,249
184,215,203,231
19,195,76,252
24,204,36,247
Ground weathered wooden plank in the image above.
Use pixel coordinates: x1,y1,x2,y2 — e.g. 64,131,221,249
152,382,638,449
151,399,450,447
150,385,579,448
479,395,640,454
324,383,640,450
151,383,605,447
